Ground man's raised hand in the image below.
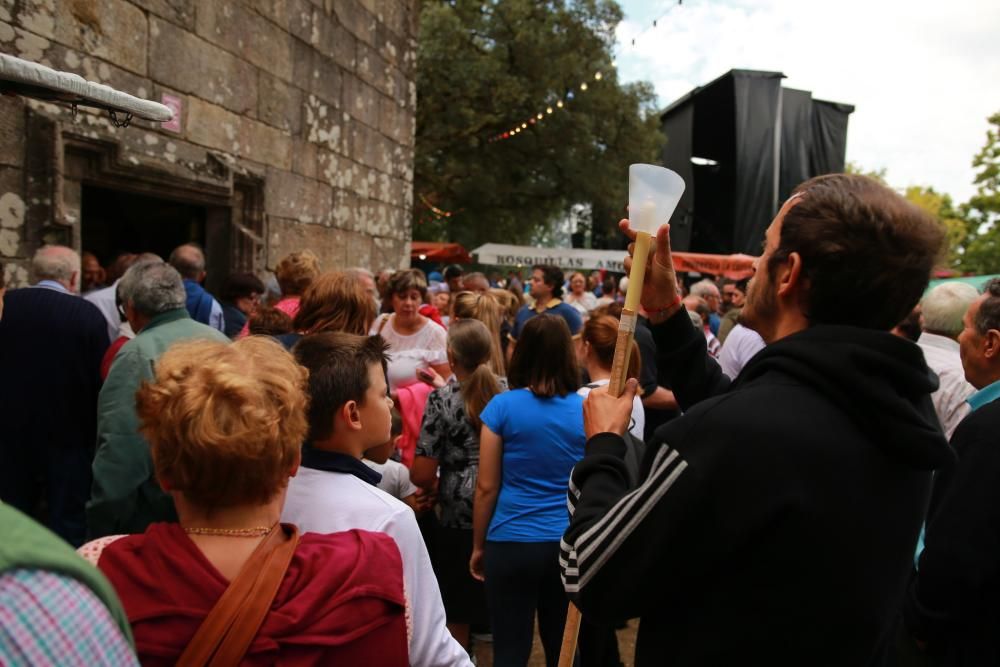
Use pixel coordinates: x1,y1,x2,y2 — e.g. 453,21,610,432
620,219,681,320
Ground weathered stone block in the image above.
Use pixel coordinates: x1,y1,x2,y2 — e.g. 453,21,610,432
308,51,343,108
0,167,27,259
265,168,332,224
309,5,356,70
355,40,389,96
51,0,148,76
0,96,25,169
345,229,373,269
242,118,292,171
291,139,319,179
130,0,197,30
286,0,314,43
249,0,290,31
195,2,293,83
375,21,406,71
333,0,376,47
259,71,303,134
304,95,345,153
268,216,347,269
150,17,258,115
343,74,380,130
372,235,407,270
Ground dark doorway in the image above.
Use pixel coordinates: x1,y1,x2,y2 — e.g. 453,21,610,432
81,185,208,266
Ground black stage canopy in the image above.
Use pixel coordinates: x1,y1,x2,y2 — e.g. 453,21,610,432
660,69,854,255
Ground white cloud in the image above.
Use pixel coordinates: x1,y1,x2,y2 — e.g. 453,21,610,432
615,0,1000,202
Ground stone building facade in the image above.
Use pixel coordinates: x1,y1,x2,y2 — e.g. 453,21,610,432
0,0,417,289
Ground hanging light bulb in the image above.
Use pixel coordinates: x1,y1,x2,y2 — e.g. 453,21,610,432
546,106,553,114
522,122,528,128
557,100,564,108
594,72,602,81
580,82,588,91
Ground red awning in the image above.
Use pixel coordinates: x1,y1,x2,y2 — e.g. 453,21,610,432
411,241,472,264
672,252,756,279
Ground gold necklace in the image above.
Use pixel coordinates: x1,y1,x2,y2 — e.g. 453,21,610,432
183,521,277,537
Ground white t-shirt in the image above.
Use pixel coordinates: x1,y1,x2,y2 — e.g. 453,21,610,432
364,458,419,501
282,467,470,667
565,292,598,314
718,324,766,380
578,378,645,439
371,315,449,390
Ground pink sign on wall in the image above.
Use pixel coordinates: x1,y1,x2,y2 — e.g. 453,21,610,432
161,94,182,132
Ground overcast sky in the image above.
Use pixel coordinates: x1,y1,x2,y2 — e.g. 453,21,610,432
614,0,1000,204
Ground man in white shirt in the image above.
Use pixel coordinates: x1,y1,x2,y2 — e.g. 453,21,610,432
282,332,470,667
918,282,980,438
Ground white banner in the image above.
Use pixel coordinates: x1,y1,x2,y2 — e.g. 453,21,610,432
472,243,626,272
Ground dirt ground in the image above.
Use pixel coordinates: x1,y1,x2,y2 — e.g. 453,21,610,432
472,619,638,666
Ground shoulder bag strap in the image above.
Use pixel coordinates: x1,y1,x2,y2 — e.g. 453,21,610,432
376,313,391,336
176,524,300,667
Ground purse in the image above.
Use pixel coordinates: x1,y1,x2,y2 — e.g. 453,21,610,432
176,524,300,667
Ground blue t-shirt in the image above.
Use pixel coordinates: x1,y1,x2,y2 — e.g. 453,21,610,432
511,300,583,340
479,388,586,542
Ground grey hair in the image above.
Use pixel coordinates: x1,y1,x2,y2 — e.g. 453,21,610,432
690,279,719,299
345,267,375,280
32,245,80,287
921,282,980,338
168,244,206,280
974,278,1000,336
119,261,186,316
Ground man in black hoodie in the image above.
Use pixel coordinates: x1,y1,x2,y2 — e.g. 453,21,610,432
561,174,953,666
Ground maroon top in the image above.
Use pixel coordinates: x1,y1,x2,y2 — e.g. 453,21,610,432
98,523,408,666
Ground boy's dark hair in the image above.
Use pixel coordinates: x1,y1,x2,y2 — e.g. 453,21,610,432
771,173,945,330
221,272,265,302
508,314,579,397
532,264,565,299
292,332,390,442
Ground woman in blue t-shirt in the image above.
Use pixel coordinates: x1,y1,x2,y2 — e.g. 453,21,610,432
471,314,586,666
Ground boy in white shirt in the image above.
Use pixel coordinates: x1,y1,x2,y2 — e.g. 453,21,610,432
282,332,470,667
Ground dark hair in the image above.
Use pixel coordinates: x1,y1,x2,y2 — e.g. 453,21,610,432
508,314,579,397
770,174,945,330
444,264,464,280
601,277,616,295
248,306,293,336
387,268,428,299
221,273,265,302
893,307,923,342
292,332,390,442
532,265,565,299
974,278,1000,335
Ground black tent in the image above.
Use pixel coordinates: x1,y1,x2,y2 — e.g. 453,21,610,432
660,69,854,254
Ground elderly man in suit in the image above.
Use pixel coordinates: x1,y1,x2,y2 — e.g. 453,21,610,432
0,246,110,546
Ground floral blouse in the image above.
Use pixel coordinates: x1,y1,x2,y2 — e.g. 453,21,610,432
415,378,507,528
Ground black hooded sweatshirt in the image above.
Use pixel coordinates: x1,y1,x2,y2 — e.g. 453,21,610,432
561,310,953,667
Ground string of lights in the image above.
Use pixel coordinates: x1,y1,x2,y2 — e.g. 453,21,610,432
486,0,685,144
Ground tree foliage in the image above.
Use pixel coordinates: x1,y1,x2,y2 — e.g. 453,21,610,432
958,112,1000,274
413,0,663,250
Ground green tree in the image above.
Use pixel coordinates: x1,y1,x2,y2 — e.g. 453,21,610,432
903,186,969,269
413,0,663,250
959,111,1000,274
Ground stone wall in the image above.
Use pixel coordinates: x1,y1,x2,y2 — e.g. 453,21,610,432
0,0,418,287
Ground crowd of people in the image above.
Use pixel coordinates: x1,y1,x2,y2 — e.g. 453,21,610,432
1,172,999,666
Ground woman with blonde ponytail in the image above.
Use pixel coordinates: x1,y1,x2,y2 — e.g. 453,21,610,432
411,319,505,650
451,290,506,376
